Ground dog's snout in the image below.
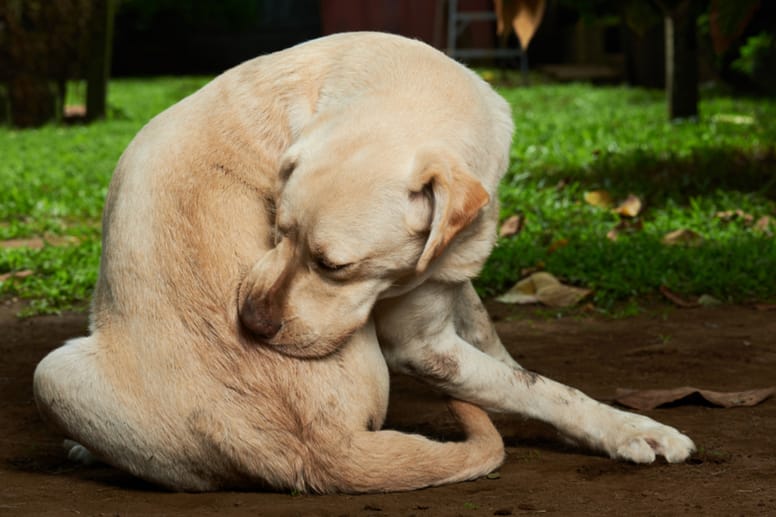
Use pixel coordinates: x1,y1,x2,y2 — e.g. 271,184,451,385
239,296,282,340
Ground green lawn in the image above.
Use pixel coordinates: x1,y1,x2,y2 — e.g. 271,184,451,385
1,78,775,314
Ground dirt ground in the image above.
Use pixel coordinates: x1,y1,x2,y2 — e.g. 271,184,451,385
1,300,774,516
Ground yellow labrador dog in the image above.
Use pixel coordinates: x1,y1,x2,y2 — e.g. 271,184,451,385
34,32,694,493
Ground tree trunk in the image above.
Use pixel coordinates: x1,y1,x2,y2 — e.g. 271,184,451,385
86,0,116,121
664,0,699,120
8,74,58,128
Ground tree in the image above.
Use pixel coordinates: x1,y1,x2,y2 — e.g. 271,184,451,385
86,0,118,121
654,0,702,120
0,0,114,128
565,0,762,121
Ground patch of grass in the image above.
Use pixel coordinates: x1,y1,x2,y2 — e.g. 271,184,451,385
0,77,210,313
1,79,775,314
476,83,776,307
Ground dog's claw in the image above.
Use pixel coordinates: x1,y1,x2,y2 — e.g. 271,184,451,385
64,439,97,466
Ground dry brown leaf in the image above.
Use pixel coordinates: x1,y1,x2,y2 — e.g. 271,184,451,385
659,285,699,308
754,215,773,236
583,190,613,209
615,194,642,218
547,238,568,254
698,294,722,306
520,266,541,277
537,283,592,308
715,209,754,224
615,386,776,411
496,272,591,308
496,274,546,304
64,105,86,118
499,214,524,238
0,269,33,282
662,228,703,246
495,0,547,49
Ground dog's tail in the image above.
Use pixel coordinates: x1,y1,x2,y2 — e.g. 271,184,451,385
308,399,504,493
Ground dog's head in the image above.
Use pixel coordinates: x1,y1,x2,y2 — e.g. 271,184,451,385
238,118,491,357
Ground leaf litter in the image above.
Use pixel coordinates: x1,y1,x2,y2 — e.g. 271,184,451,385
499,213,525,238
496,271,591,308
614,386,775,410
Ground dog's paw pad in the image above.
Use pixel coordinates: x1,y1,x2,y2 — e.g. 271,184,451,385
63,439,97,466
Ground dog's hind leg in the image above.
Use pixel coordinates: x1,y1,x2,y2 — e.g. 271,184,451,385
34,336,116,465
307,399,504,493
34,335,216,490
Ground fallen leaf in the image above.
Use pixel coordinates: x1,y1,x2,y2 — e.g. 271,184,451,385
584,190,613,209
614,386,776,410
615,194,642,217
754,215,773,236
520,266,541,277
698,294,722,306
495,0,546,49
64,104,86,118
546,238,568,254
659,285,699,308
711,114,755,125
715,209,754,224
499,214,524,238
496,272,591,308
0,269,33,282
662,228,703,246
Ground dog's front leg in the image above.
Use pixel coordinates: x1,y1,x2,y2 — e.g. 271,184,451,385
375,282,695,464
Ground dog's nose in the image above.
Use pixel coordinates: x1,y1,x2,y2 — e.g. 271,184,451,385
239,297,282,340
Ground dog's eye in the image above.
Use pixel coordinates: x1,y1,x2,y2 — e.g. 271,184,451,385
314,256,350,273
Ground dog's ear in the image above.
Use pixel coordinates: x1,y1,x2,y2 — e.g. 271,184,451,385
410,150,490,273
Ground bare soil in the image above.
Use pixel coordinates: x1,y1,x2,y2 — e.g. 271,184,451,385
1,301,775,516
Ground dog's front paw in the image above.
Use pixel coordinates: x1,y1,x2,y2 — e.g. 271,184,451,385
605,414,695,464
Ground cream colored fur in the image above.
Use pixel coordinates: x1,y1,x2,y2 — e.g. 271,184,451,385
34,32,694,493
33,32,507,493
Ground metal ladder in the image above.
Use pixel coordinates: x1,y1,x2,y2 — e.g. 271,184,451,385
446,0,527,74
